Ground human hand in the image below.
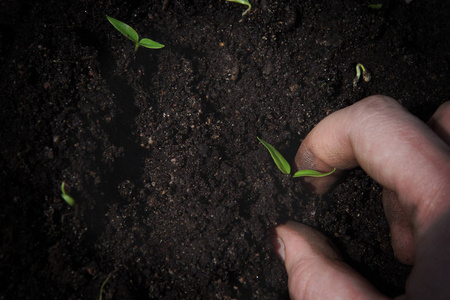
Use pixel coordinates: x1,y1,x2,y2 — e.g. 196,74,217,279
273,96,450,299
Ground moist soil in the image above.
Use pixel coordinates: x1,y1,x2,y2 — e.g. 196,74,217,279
1,0,449,299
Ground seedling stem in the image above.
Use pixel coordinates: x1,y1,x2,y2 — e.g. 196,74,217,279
99,273,112,300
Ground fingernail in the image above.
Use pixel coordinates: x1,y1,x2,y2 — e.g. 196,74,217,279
272,236,285,263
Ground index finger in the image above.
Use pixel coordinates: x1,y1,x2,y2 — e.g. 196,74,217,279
295,95,450,238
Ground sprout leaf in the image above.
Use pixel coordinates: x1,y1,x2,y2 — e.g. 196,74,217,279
226,0,252,16
293,168,336,178
257,137,336,179
368,4,383,9
257,137,290,175
106,16,139,43
139,38,165,49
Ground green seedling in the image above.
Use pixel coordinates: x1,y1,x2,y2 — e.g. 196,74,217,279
353,63,371,88
226,0,252,16
368,4,383,9
106,15,164,53
61,182,75,206
99,273,112,300
257,137,336,178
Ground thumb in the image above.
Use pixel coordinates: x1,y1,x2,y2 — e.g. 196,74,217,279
273,221,388,300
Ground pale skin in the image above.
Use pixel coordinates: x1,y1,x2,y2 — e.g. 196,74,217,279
273,96,450,299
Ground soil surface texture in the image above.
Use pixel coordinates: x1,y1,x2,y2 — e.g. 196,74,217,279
1,0,449,299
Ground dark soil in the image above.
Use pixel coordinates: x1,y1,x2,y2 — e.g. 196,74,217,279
1,0,449,298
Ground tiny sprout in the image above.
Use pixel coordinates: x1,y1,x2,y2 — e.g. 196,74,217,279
257,137,336,178
353,63,371,88
61,182,75,206
368,4,383,9
226,0,252,16
99,274,112,300
106,15,164,53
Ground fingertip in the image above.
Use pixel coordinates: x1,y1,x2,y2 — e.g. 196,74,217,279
298,169,343,194
274,222,341,268
273,221,387,300
270,228,286,262
390,224,415,265
427,101,450,145
294,146,342,194
382,189,415,265
294,95,403,195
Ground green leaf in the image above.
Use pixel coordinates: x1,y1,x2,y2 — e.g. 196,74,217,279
225,0,252,16
257,137,291,175
293,168,336,178
139,38,165,49
106,15,139,43
368,4,383,9
61,182,75,206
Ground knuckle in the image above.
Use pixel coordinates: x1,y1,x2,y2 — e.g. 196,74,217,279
359,95,400,114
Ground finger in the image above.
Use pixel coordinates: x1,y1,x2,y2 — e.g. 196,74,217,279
381,101,450,265
384,103,450,298
294,95,450,238
382,189,414,264
427,101,450,145
274,221,388,300
403,209,450,299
